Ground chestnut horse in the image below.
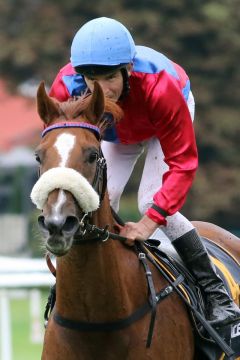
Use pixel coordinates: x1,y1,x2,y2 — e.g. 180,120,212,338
31,81,239,360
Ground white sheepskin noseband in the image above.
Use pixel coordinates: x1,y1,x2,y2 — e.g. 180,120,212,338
30,167,99,213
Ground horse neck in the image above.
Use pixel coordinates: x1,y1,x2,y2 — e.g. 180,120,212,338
55,198,147,321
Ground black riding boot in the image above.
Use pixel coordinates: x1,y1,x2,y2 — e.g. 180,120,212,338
172,229,240,328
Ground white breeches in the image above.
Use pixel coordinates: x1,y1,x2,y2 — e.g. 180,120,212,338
101,91,196,241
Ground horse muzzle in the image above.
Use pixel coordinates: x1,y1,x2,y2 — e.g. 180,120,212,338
38,214,79,256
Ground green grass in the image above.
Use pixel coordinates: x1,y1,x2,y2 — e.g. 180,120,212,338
119,194,141,222
8,291,47,360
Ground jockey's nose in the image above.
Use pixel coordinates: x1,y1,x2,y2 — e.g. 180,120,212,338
38,215,79,237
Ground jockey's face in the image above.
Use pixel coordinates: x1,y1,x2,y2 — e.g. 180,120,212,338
84,65,132,102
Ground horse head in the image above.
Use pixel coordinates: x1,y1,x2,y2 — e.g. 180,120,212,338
31,81,122,256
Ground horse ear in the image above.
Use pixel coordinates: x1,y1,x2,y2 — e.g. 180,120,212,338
85,82,105,124
37,81,60,125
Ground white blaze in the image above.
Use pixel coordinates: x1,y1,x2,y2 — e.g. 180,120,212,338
54,133,75,167
52,133,75,215
52,189,67,217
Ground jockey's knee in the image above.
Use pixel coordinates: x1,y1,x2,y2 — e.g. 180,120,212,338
163,212,195,241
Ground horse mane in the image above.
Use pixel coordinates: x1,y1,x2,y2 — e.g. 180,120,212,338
58,93,123,132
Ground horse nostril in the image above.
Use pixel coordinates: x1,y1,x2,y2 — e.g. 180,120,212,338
38,215,44,227
38,215,65,235
62,216,79,234
38,215,47,230
38,215,79,236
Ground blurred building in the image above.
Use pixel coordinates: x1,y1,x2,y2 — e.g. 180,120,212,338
0,80,42,256
0,80,42,151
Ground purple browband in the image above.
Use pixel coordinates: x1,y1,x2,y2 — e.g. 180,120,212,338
42,122,100,138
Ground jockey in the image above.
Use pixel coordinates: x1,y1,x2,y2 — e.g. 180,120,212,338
49,17,240,328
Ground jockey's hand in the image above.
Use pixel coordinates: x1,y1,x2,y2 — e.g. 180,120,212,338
119,215,159,246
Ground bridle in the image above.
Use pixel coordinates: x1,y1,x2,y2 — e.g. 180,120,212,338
41,121,108,240
42,121,107,206
41,122,125,243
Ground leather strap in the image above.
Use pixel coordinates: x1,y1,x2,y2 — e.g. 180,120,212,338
53,282,176,333
138,251,157,347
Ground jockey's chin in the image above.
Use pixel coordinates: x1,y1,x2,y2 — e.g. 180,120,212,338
106,94,118,102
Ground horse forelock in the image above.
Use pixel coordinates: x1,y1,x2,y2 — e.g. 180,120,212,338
59,94,91,120
104,97,124,124
58,94,123,131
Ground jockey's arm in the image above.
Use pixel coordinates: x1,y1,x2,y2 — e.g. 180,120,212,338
120,74,198,244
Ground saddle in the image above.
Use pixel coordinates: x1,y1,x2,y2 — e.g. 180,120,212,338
144,235,240,360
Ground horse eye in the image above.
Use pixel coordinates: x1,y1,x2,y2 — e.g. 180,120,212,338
88,152,98,164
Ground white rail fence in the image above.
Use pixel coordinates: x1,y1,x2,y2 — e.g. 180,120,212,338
0,256,54,360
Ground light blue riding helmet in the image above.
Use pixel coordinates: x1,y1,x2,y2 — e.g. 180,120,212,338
71,17,136,68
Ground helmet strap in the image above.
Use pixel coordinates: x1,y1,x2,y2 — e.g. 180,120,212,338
119,67,130,101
